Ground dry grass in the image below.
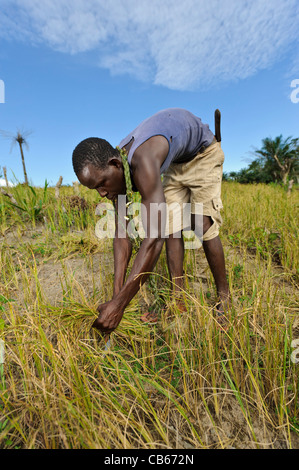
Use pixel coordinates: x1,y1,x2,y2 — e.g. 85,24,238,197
0,181,298,449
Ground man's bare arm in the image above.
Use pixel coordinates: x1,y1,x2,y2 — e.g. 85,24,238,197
93,136,169,333
112,196,133,298
112,139,168,310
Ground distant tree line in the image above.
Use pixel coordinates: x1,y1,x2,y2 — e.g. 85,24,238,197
223,135,299,185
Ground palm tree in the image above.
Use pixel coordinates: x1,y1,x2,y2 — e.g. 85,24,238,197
0,129,31,185
254,135,299,185
14,131,29,185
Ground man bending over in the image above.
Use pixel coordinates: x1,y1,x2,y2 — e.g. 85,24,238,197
72,108,230,333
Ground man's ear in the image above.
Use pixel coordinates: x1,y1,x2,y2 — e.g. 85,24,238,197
109,157,122,168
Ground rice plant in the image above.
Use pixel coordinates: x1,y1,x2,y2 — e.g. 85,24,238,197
0,181,298,448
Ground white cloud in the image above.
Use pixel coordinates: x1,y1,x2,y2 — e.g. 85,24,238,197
1,0,298,90
0,178,14,187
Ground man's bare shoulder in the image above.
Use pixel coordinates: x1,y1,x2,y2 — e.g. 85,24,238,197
129,136,168,198
131,135,169,172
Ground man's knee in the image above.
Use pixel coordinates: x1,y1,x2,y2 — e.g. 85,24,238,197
190,214,212,233
203,218,220,241
202,215,213,234
191,213,220,242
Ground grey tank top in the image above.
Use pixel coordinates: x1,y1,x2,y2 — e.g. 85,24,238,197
118,108,215,174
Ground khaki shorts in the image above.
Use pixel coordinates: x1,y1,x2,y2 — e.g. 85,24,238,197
162,141,224,240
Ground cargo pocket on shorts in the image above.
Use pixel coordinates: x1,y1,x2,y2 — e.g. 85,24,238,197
212,197,223,212
211,197,223,229
203,198,223,241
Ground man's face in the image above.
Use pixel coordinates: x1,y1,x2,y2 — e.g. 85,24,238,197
77,159,126,201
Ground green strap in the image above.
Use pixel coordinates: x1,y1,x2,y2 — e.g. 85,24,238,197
116,146,141,251
116,146,133,203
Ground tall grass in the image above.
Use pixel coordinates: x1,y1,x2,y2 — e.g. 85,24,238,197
0,182,298,448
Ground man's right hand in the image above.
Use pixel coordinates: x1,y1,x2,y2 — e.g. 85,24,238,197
93,299,125,334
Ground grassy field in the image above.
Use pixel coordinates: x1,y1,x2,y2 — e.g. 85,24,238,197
0,181,298,449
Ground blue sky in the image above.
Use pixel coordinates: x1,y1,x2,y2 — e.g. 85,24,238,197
0,0,298,186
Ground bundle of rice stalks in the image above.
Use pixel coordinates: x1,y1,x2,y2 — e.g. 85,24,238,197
46,296,153,348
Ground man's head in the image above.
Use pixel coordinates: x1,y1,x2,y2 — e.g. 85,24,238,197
72,137,126,200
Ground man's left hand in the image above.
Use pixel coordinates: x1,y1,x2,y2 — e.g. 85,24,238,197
92,300,124,334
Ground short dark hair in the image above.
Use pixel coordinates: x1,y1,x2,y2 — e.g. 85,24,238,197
72,137,120,175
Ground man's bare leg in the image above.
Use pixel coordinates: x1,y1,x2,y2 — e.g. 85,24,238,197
140,233,185,322
200,216,230,312
164,232,187,316
144,217,230,323
166,216,230,311
165,232,184,293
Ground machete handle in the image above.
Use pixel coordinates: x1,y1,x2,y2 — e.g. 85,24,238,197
214,109,221,142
